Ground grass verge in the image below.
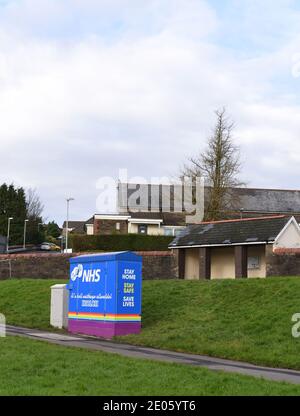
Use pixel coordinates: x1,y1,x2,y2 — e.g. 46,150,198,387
1,278,300,370
1,336,300,396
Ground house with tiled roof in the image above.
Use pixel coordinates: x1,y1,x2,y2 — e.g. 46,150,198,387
169,216,300,279
64,184,300,237
62,217,94,236
91,212,186,236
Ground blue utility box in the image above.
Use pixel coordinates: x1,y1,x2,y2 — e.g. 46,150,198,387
68,251,142,339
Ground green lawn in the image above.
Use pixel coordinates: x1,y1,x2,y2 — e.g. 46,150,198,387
1,278,300,370
1,336,300,396
123,278,300,370
0,279,60,330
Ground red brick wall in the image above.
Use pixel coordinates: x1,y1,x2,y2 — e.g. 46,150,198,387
273,248,300,254
94,219,128,235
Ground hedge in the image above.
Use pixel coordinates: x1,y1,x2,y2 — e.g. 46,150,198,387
71,234,174,252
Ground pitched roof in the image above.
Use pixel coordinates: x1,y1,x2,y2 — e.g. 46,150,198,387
64,221,86,234
161,213,186,226
230,188,300,213
62,218,94,234
62,220,84,229
118,183,186,212
130,212,163,220
169,215,292,248
118,183,300,215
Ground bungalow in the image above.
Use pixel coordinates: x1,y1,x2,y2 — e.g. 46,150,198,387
62,218,94,236
62,213,185,237
92,212,185,236
169,215,300,280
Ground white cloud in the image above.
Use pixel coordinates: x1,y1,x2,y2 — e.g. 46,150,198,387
0,0,299,223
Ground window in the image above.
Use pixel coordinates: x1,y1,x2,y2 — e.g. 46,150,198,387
164,227,186,236
248,256,260,270
116,222,120,231
164,227,173,236
174,228,185,236
138,224,148,234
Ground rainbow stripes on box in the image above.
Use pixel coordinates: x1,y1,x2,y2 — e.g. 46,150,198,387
68,312,141,322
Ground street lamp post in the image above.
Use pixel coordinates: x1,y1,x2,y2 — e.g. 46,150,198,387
65,198,74,253
23,219,29,249
6,217,13,253
57,236,63,253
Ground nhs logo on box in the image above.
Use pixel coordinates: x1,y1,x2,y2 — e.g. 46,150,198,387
68,252,142,338
71,264,101,283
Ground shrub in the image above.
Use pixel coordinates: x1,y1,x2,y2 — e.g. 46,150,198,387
71,234,174,252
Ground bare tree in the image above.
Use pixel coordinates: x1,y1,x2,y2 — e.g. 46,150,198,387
183,108,243,221
26,188,44,220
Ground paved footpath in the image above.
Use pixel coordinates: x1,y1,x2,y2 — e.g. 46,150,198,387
6,324,300,385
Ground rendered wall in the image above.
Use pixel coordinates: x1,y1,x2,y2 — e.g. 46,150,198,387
247,245,266,278
274,221,300,249
128,223,163,236
184,248,200,280
86,224,94,235
210,247,235,279
184,245,267,280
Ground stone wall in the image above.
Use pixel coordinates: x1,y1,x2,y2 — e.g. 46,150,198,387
0,253,71,280
138,251,178,280
0,251,178,280
266,245,300,277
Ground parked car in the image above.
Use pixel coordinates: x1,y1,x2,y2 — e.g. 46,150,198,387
40,242,61,251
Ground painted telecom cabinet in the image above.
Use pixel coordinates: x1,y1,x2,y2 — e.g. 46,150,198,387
68,251,142,338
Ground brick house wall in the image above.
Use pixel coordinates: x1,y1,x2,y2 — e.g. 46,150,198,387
94,219,128,235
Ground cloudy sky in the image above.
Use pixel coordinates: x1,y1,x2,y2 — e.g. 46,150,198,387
1,0,300,224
